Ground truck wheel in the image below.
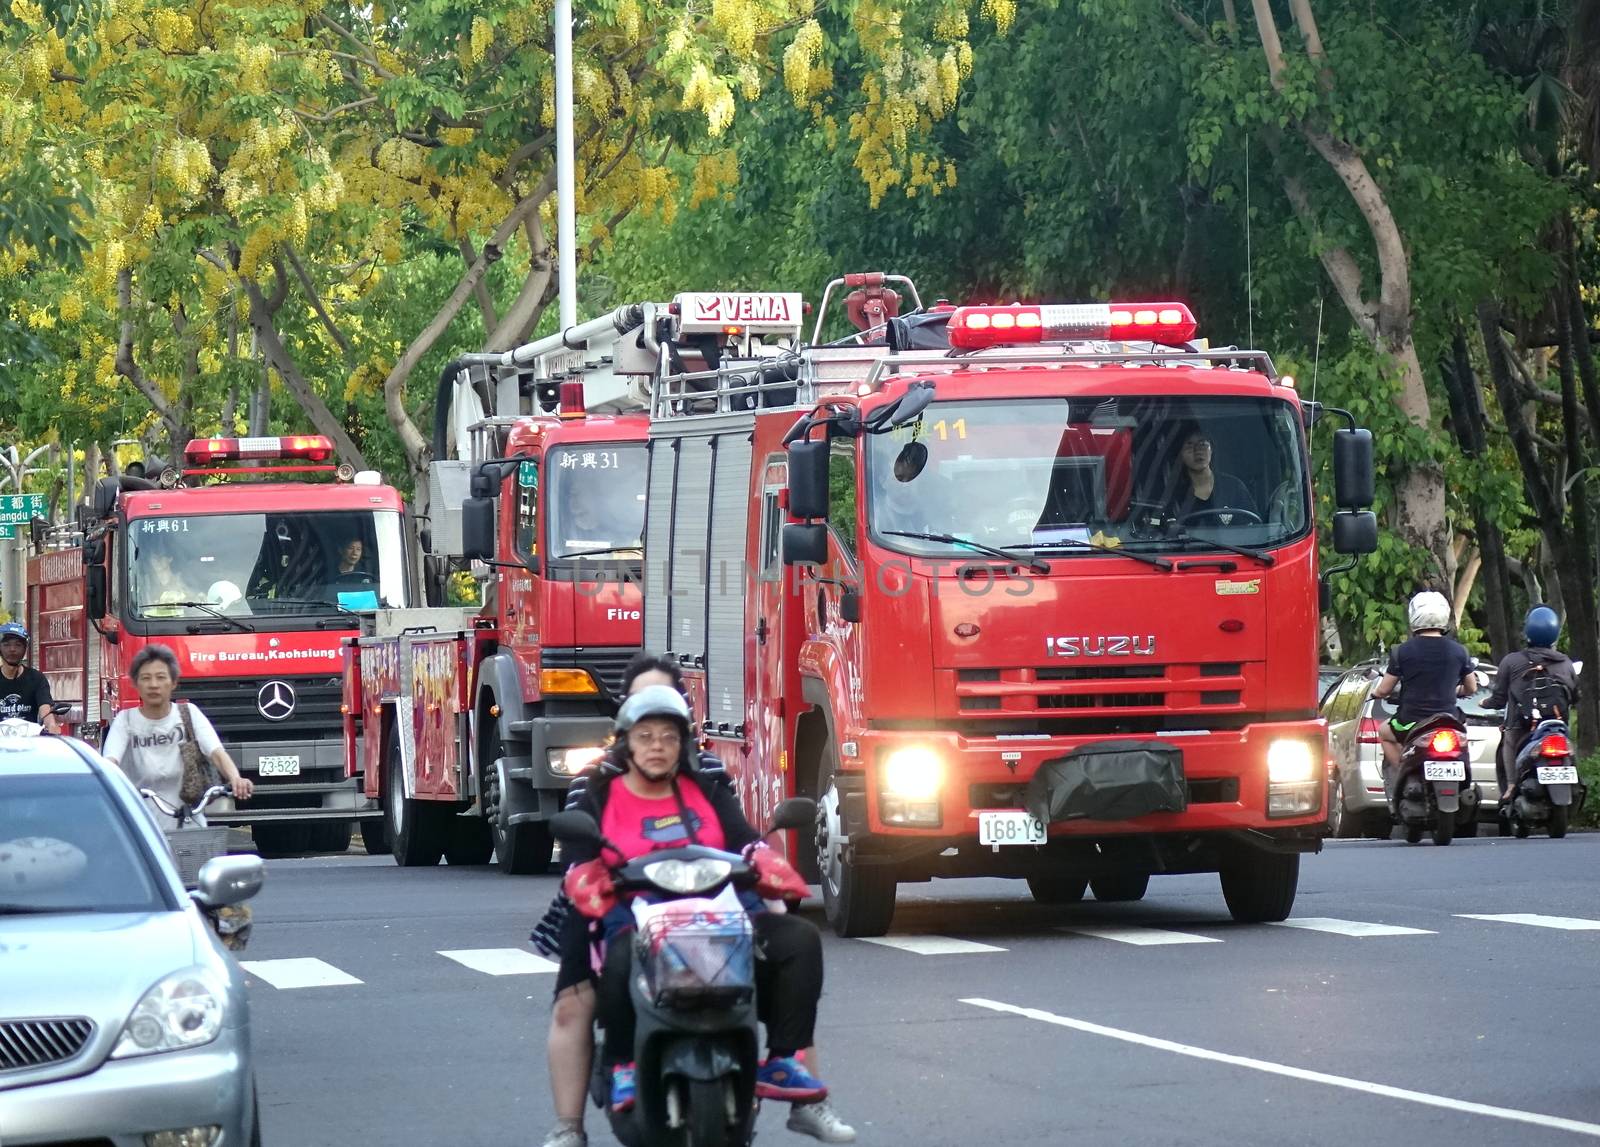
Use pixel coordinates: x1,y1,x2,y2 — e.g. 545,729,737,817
1026,875,1088,904
387,738,443,866
359,818,391,856
1219,849,1298,923
252,823,312,857
1090,873,1150,902
309,821,353,853
484,725,554,875
816,746,896,938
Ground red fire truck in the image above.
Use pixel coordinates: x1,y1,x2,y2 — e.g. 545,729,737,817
340,293,802,873
637,281,1379,936
41,435,405,854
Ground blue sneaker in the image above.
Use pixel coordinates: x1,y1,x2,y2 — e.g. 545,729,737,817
756,1054,827,1102
610,1062,636,1113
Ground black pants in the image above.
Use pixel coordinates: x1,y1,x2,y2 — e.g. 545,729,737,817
599,911,823,1064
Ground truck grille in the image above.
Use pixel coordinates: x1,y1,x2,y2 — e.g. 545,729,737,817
176,675,345,742
0,1017,94,1072
971,778,1238,809
955,663,1246,717
543,647,640,703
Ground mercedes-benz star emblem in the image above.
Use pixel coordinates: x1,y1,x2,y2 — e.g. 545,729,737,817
257,680,297,721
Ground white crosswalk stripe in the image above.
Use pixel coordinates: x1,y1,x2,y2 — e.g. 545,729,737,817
1456,913,1600,931
438,948,560,975
1270,917,1436,938
1059,925,1221,946
858,935,1008,955
241,957,364,989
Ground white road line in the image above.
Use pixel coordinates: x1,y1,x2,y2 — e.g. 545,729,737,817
960,998,1600,1139
1457,913,1600,931
1270,917,1436,938
240,957,363,989
1059,925,1221,946
438,948,560,976
858,935,1007,955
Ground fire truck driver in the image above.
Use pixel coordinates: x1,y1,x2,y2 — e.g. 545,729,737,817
139,547,196,617
1166,422,1257,524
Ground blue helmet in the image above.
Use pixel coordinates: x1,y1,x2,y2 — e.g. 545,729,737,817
1524,605,1561,648
0,622,28,643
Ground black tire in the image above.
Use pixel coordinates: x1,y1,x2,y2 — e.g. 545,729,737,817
1549,805,1569,838
687,1077,731,1147
1498,810,1513,836
1027,874,1088,904
1328,774,1355,839
1365,812,1394,841
249,1079,262,1147
1404,825,1424,844
359,817,391,856
1090,872,1150,902
308,821,353,853
1457,811,1479,838
1431,810,1455,846
1515,820,1532,839
388,737,444,866
483,721,554,875
816,744,896,937
1219,850,1298,923
252,822,313,857
445,814,494,865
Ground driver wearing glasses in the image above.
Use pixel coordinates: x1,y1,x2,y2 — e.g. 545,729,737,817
1166,422,1257,524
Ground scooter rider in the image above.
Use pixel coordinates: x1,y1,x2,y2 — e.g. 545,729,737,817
562,686,840,1129
0,623,60,733
1371,591,1478,813
1485,605,1578,802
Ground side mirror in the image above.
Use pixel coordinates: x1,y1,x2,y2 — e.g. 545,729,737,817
886,382,936,428
1333,428,1375,509
87,564,108,620
461,497,496,561
782,523,827,567
768,797,818,833
786,440,830,520
191,855,265,908
85,535,105,564
550,810,603,846
840,589,861,624
1331,511,1378,555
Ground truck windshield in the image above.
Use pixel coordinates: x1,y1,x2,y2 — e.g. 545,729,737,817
865,396,1309,559
546,444,647,559
128,510,407,620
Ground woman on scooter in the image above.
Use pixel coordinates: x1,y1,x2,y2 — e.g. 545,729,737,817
562,685,842,1132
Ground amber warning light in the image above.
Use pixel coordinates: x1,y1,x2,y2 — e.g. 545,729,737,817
184,435,336,465
946,302,1198,349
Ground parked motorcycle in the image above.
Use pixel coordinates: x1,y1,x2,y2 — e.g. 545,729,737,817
1393,713,1478,846
1502,719,1586,839
551,798,817,1147
142,784,257,951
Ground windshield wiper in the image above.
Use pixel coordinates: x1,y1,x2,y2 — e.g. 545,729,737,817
1164,531,1277,567
255,597,344,610
1030,538,1174,571
881,531,1049,574
168,602,255,632
555,546,644,561
0,903,82,916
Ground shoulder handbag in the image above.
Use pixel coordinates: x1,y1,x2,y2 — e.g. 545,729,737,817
176,702,220,805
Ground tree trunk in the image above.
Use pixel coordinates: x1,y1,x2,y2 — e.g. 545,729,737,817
1554,277,1600,757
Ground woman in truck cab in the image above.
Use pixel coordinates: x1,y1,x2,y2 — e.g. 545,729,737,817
138,548,195,617
1165,421,1257,524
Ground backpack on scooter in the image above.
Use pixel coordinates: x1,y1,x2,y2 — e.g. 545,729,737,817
1513,654,1571,728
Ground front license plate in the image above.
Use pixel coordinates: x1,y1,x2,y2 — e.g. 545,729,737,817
1536,765,1579,784
258,755,301,777
1423,761,1465,781
977,810,1047,846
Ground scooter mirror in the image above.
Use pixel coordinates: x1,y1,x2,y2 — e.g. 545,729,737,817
550,810,603,845
767,797,818,834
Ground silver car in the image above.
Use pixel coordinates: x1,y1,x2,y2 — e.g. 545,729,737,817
1321,663,1503,839
0,730,266,1146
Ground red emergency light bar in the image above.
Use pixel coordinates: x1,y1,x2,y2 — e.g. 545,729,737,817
946,302,1198,349
184,435,335,465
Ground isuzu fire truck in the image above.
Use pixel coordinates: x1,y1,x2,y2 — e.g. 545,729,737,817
41,435,403,855
633,280,1379,936
341,292,803,873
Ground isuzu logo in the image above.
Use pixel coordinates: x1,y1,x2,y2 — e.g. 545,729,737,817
1046,635,1157,658
257,680,297,721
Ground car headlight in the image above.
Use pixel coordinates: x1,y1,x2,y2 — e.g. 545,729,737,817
881,747,944,800
549,746,606,776
112,968,225,1059
1267,739,1318,785
642,858,734,895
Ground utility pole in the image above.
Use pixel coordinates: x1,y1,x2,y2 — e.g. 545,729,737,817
554,0,577,329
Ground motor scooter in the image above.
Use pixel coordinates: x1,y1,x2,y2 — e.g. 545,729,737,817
1393,713,1478,846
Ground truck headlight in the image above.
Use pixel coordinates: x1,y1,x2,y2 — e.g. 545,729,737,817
1267,740,1318,785
112,968,225,1059
549,747,606,776
881,747,943,800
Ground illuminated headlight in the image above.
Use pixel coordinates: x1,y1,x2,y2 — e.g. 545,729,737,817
145,1128,222,1147
549,746,606,776
881,747,944,800
642,858,733,895
112,968,225,1059
1267,740,1318,785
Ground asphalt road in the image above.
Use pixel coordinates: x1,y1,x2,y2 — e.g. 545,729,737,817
240,833,1600,1146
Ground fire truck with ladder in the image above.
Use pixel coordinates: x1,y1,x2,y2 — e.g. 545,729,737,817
340,291,805,872
614,274,1378,936
34,435,405,855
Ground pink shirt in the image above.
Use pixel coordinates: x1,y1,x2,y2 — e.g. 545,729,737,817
600,778,726,858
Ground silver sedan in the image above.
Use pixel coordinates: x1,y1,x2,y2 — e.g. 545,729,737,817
0,729,265,1146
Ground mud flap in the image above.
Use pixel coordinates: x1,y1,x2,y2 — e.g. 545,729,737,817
1023,740,1187,823
1547,783,1572,807
1433,783,1460,814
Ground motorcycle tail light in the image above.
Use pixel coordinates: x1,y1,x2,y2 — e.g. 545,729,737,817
1539,733,1572,757
1428,728,1461,755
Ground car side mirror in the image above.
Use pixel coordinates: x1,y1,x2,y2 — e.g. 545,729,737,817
1331,511,1378,555
786,440,830,520
87,564,108,620
462,497,496,561
1333,429,1375,509
191,855,265,908
782,523,827,567
767,797,817,833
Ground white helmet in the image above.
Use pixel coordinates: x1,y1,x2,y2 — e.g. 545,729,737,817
1407,590,1452,633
